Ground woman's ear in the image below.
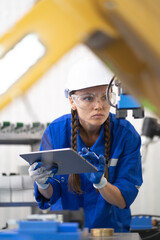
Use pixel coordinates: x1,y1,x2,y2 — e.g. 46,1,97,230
69,96,77,110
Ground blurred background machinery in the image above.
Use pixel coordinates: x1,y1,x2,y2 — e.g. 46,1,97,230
0,0,160,117
141,117,160,171
0,122,48,209
106,76,144,119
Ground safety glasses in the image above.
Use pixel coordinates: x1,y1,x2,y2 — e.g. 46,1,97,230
71,92,115,109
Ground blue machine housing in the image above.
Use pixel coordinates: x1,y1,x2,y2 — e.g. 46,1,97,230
117,95,141,109
0,220,84,240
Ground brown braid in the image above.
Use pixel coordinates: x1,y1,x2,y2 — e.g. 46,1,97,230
68,109,82,194
68,110,110,194
71,109,78,151
104,117,110,180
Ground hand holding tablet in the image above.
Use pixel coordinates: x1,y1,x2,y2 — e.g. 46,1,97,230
20,148,98,175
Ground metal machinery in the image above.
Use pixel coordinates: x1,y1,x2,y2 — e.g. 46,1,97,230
0,0,160,118
0,218,141,240
141,117,160,167
106,76,144,119
0,122,47,207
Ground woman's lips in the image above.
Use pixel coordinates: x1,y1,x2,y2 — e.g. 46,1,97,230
92,114,104,118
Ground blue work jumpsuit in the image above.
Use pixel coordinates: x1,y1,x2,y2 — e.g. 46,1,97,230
34,113,143,232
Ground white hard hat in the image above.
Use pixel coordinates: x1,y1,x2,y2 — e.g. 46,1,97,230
65,55,114,98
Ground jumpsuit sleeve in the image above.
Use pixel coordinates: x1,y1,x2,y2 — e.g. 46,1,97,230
113,130,143,208
34,177,61,209
34,126,61,209
40,126,53,151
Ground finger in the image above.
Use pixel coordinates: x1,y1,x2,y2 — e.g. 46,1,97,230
29,166,47,178
78,150,82,155
31,169,51,182
36,176,48,184
51,167,58,175
29,162,43,172
28,162,38,172
48,167,58,177
86,152,99,164
87,152,98,160
34,161,43,170
99,155,106,167
80,152,96,165
81,147,89,154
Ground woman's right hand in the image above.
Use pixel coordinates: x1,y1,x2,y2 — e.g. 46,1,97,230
28,162,58,189
79,147,106,184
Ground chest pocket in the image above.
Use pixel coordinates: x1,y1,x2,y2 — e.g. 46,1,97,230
108,158,118,183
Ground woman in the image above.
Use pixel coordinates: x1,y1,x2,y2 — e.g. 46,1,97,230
29,56,143,232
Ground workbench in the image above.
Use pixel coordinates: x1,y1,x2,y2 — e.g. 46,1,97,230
89,232,141,240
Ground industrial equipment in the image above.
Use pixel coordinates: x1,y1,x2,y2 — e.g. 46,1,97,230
106,76,144,118
0,121,48,207
0,0,159,117
141,117,160,167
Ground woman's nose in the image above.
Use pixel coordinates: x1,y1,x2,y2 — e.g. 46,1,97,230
93,98,103,109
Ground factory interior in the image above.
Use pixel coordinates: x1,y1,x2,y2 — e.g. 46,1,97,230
0,0,160,239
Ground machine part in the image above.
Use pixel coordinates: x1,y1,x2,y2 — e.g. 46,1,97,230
0,121,48,145
91,228,114,237
142,117,160,139
27,214,63,223
131,215,160,240
106,76,144,119
106,75,116,108
141,117,160,171
131,216,152,230
49,208,85,229
15,220,83,240
132,109,144,119
115,109,127,119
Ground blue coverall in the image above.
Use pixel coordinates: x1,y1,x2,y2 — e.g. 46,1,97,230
34,113,143,232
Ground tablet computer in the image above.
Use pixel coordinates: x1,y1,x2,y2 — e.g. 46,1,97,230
20,148,98,175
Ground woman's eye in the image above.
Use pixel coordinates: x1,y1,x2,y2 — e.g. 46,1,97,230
101,95,107,101
83,95,94,102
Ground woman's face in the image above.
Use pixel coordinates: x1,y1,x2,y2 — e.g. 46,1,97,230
69,85,110,130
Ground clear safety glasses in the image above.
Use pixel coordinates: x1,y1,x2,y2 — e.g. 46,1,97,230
71,91,115,109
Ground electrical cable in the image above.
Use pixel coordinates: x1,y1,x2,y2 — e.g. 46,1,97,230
106,75,116,108
132,214,160,240
141,231,160,240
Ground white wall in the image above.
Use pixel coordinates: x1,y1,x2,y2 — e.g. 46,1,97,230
130,110,160,217
0,0,160,229
0,0,38,229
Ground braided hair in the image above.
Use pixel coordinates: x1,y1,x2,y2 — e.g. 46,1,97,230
68,109,110,194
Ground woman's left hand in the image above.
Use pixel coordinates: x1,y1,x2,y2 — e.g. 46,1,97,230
79,147,105,184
